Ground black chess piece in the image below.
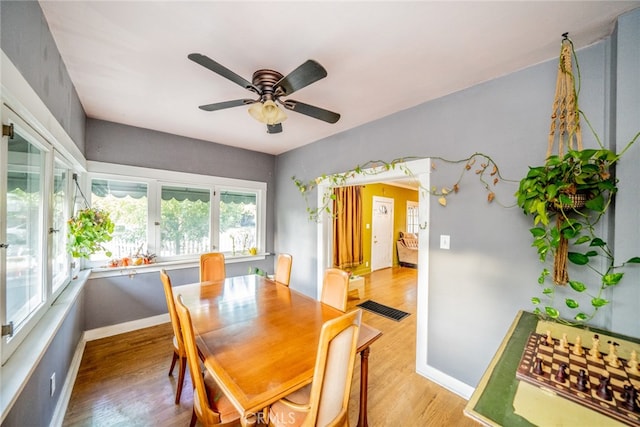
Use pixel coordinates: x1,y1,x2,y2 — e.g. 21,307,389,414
576,369,589,392
533,357,544,375
596,375,613,401
554,363,568,383
622,384,639,412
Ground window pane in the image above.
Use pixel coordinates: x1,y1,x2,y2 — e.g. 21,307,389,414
219,190,257,254
160,186,210,256
6,133,44,328
52,162,69,292
407,202,419,234
91,179,148,261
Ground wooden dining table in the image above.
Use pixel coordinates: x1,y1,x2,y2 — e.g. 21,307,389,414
174,274,382,427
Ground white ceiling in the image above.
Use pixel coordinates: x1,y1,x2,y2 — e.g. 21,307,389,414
39,1,639,156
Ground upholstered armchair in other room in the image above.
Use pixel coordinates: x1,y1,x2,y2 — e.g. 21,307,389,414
396,231,418,268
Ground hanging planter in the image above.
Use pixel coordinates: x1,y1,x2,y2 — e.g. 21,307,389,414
66,174,115,259
514,35,640,324
67,207,115,259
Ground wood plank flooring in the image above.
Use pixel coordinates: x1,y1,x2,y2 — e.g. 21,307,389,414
63,267,479,426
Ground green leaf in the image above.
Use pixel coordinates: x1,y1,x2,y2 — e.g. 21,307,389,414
545,307,560,318
568,281,587,292
625,257,640,264
584,250,598,257
568,252,589,265
575,313,588,322
565,299,579,309
603,273,623,286
591,298,609,308
585,194,605,212
574,236,591,245
531,297,541,305
542,288,553,295
590,238,606,247
530,227,546,237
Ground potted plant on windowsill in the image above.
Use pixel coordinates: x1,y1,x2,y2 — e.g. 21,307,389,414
67,207,115,259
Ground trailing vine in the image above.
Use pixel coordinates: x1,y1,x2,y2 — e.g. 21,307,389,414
292,153,516,222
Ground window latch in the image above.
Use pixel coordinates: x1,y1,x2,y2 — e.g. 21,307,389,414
0,243,10,249
2,322,14,338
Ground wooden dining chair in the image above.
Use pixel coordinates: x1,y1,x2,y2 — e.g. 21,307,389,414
200,252,226,282
320,268,350,312
175,294,247,427
273,253,293,286
268,309,362,427
160,269,187,404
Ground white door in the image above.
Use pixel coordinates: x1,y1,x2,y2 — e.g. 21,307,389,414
371,196,394,271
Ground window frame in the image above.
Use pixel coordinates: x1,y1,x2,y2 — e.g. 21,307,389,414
85,161,267,268
1,107,75,364
406,200,419,235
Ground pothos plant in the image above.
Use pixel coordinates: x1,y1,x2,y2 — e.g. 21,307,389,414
292,153,510,222
515,142,640,324
67,207,115,259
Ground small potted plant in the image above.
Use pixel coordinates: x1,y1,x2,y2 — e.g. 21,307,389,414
67,207,115,259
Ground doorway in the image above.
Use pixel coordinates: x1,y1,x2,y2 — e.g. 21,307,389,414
315,158,432,383
371,196,394,271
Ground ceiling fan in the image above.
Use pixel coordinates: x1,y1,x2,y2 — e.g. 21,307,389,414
188,54,340,134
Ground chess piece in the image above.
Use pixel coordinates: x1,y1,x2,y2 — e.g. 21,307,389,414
572,335,584,356
596,375,613,401
629,350,639,375
533,357,544,376
576,369,589,392
622,384,639,412
589,334,601,359
606,341,620,367
561,333,569,349
554,363,568,383
546,330,554,346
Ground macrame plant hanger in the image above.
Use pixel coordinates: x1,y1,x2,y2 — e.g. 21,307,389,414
72,173,91,212
548,33,583,285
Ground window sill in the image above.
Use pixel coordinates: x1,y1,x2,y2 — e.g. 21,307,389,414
89,253,270,279
0,269,90,424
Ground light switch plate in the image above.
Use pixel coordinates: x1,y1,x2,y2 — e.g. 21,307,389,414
440,235,450,250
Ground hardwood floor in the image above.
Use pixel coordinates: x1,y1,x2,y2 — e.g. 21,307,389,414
63,267,479,426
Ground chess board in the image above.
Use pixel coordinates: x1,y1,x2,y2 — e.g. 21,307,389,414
516,332,640,426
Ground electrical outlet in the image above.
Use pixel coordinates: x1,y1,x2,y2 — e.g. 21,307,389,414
440,235,450,250
50,373,56,397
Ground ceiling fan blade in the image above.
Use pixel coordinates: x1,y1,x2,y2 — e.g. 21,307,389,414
198,99,255,112
266,123,283,134
275,60,328,96
281,100,340,124
188,53,258,93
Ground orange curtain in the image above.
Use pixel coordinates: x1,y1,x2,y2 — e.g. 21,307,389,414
332,186,363,268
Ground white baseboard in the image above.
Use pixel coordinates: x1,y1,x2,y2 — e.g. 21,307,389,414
49,339,86,427
417,365,475,400
83,313,170,341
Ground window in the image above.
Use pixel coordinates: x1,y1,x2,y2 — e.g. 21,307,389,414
160,185,210,257
219,190,257,255
406,201,419,234
85,162,266,266
51,157,71,293
2,108,74,364
91,179,149,261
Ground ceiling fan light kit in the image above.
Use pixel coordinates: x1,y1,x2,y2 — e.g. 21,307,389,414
188,53,340,134
248,100,287,125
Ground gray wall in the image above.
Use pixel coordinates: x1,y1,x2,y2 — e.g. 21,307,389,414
0,0,86,151
274,9,640,387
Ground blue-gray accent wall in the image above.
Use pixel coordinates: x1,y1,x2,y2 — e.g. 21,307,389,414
274,9,640,386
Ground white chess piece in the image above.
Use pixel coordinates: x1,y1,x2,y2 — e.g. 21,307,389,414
573,335,584,356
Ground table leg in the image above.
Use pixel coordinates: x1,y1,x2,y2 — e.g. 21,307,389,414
357,347,371,427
